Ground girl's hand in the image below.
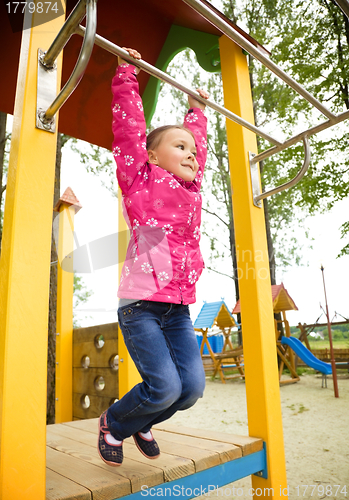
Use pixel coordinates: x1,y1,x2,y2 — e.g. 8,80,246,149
118,48,142,74
188,89,209,110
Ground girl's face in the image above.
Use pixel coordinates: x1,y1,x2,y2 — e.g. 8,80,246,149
148,129,199,182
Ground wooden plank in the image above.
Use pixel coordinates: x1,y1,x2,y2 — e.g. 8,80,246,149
46,447,131,500
123,437,195,483
73,322,118,344
73,367,118,398
62,420,195,482
47,427,163,493
153,429,241,468
46,421,264,499
153,424,263,456
214,350,243,360
46,468,91,500
49,421,194,483
67,419,262,457
73,340,118,368
73,393,117,420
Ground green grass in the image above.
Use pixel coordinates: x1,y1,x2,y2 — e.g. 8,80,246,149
307,340,349,349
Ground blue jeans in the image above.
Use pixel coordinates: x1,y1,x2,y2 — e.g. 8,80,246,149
107,301,206,440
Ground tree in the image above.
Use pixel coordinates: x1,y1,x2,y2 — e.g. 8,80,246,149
226,0,349,257
73,275,93,328
151,0,349,308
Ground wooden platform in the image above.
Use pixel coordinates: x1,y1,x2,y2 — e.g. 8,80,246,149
46,420,265,500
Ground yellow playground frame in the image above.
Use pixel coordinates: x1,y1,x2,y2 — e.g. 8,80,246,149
4,0,347,498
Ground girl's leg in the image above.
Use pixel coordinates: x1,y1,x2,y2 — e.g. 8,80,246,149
107,301,183,440
139,303,206,432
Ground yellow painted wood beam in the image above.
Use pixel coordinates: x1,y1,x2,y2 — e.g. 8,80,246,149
0,7,65,500
54,188,81,423
219,36,288,498
118,193,141,397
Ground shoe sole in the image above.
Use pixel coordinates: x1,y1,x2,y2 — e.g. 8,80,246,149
97,445,122,467
132,434,160,460
98,413,123,467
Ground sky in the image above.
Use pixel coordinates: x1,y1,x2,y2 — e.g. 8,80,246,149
60,143,349,330
4,20,349,332
56,48,349,332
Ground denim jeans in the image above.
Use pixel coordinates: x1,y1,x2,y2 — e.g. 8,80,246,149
107,300,206,440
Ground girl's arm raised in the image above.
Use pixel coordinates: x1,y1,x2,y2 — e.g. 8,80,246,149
184,89,209,190
111,56,148,194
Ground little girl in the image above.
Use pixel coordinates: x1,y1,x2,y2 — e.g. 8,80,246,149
98,48,209,467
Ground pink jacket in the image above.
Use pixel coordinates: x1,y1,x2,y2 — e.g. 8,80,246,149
112,64,207,304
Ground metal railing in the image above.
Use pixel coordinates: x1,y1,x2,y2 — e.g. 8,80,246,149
250,137,311,207
36,0,97,130
75,23,346,206
75,26,280,147
39,0,349,205
182,0,336,121
333,0,349,18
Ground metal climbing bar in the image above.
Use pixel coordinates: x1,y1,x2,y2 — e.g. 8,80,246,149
182,0,336,121
253,108,349,164
333,0,349,18
250,137,311,207
36,0,97,132
73,0,349,205
75,25,281,147
40,0,88,69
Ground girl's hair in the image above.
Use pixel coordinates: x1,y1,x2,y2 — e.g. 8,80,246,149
146,125,195,151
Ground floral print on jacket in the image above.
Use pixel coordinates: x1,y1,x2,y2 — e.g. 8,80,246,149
112,64,207,304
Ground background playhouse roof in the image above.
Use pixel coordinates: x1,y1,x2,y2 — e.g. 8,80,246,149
232,283,298,314
194,300,237,329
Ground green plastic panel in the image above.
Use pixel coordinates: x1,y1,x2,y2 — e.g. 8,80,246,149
143,25,221,125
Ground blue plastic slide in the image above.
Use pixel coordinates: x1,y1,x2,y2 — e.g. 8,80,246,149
281,336,332,375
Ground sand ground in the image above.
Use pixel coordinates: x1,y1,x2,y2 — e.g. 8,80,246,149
168,372,349,499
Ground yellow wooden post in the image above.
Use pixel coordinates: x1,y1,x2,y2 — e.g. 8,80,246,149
118,192,142,397
0,7,65,500
54,188,82,422
219,36,288,498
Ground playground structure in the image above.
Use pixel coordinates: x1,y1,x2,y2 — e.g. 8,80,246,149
297,318,349,375
234,284,334,384
194,300,245,383
195,288,335,386
73,321,119,420
233,284,302,384
1,0,349,498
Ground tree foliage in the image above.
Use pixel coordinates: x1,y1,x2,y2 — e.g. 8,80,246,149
222,0,349,256
151,0,349,298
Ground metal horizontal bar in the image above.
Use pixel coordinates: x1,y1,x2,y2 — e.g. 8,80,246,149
75,25,281,147
333,0,349,19
252,108,349,164
39,0,97,125
182,0,336,121
41,0,87,69
252,137,311,204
